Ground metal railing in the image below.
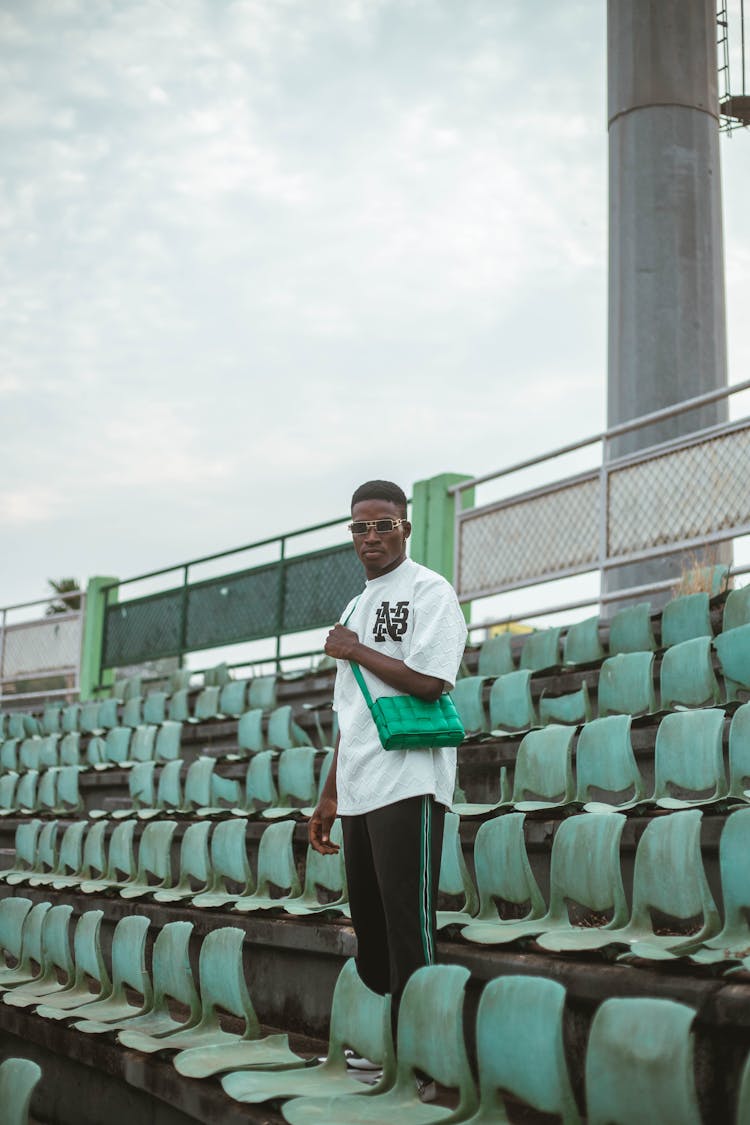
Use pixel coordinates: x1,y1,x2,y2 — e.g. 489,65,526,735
452,380,750,633
0,594,85,705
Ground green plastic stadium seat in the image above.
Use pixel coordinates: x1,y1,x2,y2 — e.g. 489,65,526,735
262,747,319,820
194,685,222,722
0,822,42,884
691,808,750,966
19,738,41,771
723,586,750,634
489,670,537,734
124,675,143,701
143,691,168,726
80,701,103,735
217,958,393,1092
728,703,750,800
135,758,183,820
59,732,81,767
0,772,19,814
3,902,74,1007
715,623,750,701
653,708,728,810
248,675,277,711
284,819,348,917
451,677,489,735
192,818,255,909
237,709,265,754
462,975,580,1124
38,734,60,769
574,714,648,813
539,682,592,727
585,997,701,1125
86,736,108,769
205,662,231,687
42,703,62,735
597,652,656,718
460,814,546,945
168,689,191,722
154,821,212,902
608,603,656,655
34,908,111,1019
13,769,40,814
78,920,201,1037
91,759,155,819
96,726,132,769
54,765,83,815
477,633,514,677
0,898,33,976
36,767,59,814
19,821,58,886
65,914,152,1027
235,820,302,912
29,820,87,888
0,737,19,772
520,627,562,673
282,964,478,1125
451,763,510,818
129,724,158,764
170,667,193,691
198,770,242,817
7,714,25,740
155,719,182,762
268,705,308,751
121,695,143,728
435,812,479,929
61,704,81,734
735,1049,750,1125
564,615,605,666
231,749,278,816
51,820,108,889
119,819,178,899
511,725,576,813
661,592,712,648
219,680,248,718
0,1057,43,1125
178,756,218,815
0,900,52,991
660,637,721,709
80,820,137,895
97,696,119,730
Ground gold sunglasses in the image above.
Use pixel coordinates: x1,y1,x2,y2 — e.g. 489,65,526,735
348,518,407,536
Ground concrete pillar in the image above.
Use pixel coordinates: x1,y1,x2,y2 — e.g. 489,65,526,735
605,0,729,602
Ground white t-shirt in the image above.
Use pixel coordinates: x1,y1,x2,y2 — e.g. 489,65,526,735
332,557,468,816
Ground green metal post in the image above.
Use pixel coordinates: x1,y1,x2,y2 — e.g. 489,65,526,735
79,576,119,700
410,473,474,619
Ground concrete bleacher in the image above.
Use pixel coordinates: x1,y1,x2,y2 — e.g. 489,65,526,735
1,587,750,1122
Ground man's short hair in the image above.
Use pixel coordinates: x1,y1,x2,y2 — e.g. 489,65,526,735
351,480,407,515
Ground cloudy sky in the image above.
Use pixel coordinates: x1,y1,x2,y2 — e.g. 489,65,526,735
2,0,750,618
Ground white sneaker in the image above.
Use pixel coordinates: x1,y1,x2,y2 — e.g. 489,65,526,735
416,1076,437,1102
344,1050,382,1071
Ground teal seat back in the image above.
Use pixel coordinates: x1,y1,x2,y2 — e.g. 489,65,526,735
219,680,247,718
661,636,721,709
716,809,750,937
151,920,201,1019
438,812,478,913
630,810,720,938
106,820,137,880
598,652,656,718
61,704,81,734
98,697,119,730
143,691,168,726
0,738,19,771
0,1057,42,1125
36,821,59,874
475,975,580,1122
248,675,277,710
7,715,26,740
512,726,575,804
56,821,87,877
209,773,241,810
256,819,301,895
729,703,750,796
237,709,264,753
16,770,39,812
575,715,646,804
155,720,182,761
59,732,81,767
128,760,156,808
723,586,750,634
121,696,143,728
327,959,395,1077
564,615,605,666
109,914,152,1005
0,898,33,968
520,627,562,672
156,758,184,808
19,738,41,771
86,736,107,769
80,821,108,879
653,709,727,800
473,813,546,921
124,676,143,701
209,819,254,890
661,593,712,648
196,926,259,1035
395,964,477,1113
267,705,300,750
80,702,102,734
715,623,750,699
168,689,190,722
315,748,335,800
11,820,42,873
477,633,514,677
608,603,656,654
246,750,278,808
170,668,192,691
539,683,592,727
38,735,60,770
451,676,488,734
300,819,346,899
0,772,18,810
71,908,110,993
176,821,212,885
42,703,62,735
194,686,221,721
136,820,177,884
56,765,82,812
585,997,701,1125
130,725,157,763
105,726,132,766
489,670,537,732
277,747,317,805
205,662,231,687
18,901,53,970
547,813,628,925
37,767,59,812
183,757,216,809
40,903,74,980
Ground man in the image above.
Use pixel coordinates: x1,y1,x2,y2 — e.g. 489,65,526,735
309,479,467,1016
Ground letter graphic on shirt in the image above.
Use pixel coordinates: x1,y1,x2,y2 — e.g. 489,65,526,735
372,600,410,643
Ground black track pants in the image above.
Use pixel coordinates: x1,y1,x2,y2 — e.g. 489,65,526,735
341,795,446,1009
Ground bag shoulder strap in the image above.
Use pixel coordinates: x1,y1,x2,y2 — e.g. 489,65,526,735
340,594,375,711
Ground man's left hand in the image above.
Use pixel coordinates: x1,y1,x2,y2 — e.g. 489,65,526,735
324,624,360,660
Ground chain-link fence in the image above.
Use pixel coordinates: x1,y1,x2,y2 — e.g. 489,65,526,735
0,596,84,704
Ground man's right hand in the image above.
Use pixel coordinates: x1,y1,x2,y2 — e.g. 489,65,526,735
308,796,339,854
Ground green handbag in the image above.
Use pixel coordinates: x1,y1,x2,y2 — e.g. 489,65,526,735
348,660,465,751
